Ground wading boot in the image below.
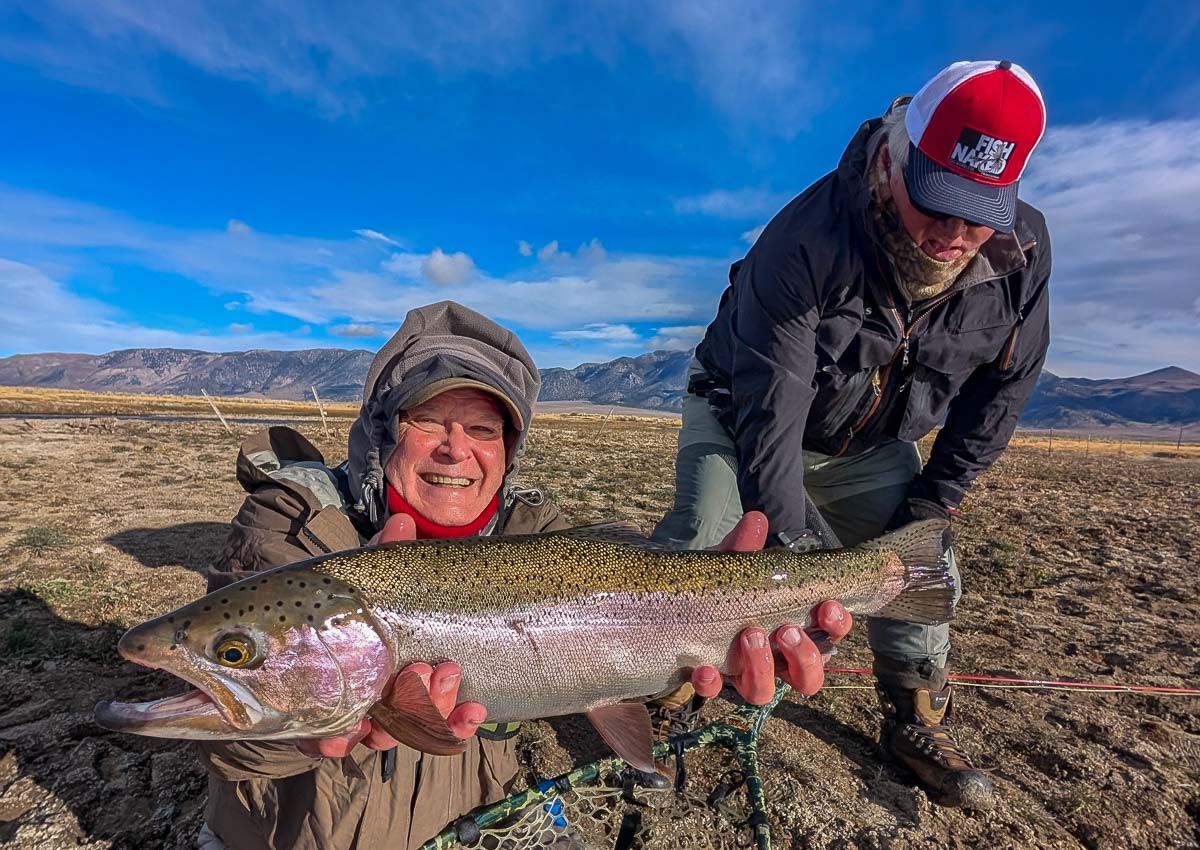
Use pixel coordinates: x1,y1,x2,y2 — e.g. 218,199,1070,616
874,658,994,811
647,683,706,739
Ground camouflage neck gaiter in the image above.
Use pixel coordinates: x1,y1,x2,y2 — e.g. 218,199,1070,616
868,150,976,302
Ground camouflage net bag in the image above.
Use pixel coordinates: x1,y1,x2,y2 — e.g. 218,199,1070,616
422,686,791,850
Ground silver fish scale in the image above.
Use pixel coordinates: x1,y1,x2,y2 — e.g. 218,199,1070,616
307,529,911,721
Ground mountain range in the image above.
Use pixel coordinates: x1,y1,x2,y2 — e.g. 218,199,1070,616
2,348,1198,430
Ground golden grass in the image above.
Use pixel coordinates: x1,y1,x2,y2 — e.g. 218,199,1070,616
0,385,359,418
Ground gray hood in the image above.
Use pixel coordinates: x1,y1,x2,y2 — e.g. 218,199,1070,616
347,301,541,525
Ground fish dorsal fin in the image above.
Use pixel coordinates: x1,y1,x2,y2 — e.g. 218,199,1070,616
556,520,675,550
367,669,469,756
586,702,657,774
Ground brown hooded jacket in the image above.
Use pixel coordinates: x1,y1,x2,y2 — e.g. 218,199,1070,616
197,302,567,850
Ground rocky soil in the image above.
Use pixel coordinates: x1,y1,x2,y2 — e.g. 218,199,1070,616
0,416,1196,849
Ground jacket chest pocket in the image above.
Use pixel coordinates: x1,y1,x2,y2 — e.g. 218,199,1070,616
808,331,896,435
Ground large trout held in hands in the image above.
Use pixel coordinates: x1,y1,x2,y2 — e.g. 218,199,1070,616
96,519,954,772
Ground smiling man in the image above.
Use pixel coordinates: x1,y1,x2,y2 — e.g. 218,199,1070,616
653,61,1051,810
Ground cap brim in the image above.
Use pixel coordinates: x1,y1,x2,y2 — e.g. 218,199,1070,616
400,377,525,432
904,144,1018,233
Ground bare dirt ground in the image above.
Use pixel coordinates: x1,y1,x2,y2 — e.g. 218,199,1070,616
0,413,1197,850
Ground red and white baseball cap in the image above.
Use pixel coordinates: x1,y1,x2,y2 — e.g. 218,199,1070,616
904,60,1046,233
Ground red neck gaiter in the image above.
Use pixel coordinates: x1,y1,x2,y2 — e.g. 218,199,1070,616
385,483,499,539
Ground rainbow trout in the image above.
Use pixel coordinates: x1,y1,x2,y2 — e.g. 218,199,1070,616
96,519,954,771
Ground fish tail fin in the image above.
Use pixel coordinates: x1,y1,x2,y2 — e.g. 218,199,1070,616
868,519,957,626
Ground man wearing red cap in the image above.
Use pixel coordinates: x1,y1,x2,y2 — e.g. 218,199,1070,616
654,60,1051,811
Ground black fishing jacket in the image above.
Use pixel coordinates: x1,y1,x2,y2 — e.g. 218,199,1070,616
695,115,1052,540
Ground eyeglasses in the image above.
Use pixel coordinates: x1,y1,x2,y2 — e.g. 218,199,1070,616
401,415,505,442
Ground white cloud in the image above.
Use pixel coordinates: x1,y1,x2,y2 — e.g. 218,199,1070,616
740,225,765,245
1020,119,1200,377
0,184,726,345
517,240,533,256
537,240,561,262
576,238,607,262
645,324,706,352
552,323,640,344
227,322,254,333
674,188,790,220
355,228,400,246
226,219,252,235
421,247,476,285
329,323,383,338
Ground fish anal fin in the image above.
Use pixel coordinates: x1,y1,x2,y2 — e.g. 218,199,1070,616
587,702,657,774
367,669,469,757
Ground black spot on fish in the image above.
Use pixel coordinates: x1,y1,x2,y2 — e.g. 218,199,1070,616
299,582,306,588
136,644,145,652
221,598,228,604
277,601,283,607
167,616,175,624
306,615,314,622
294,601,302,607
239,609,244,616
286,580,293,585
323,578,331,584
182,620,191,629
223,612,230,619
248,605,255,612
263,604,270,611
202,606,211,612
279,616,286,622
314,603,321,609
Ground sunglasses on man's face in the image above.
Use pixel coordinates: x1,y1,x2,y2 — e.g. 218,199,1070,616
904,179,990,229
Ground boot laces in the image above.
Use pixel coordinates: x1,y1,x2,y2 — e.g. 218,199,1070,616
903,723,971,768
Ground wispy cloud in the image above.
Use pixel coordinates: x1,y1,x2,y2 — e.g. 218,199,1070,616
645,324,706,352
1021,119,1200,377
0,258,318,353
0,184,725,350
355,228,401,246
552,323,640,344
673,188,790,220
329,323,384,338
0,1,858,131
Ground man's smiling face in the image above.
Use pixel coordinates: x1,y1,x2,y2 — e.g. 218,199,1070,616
385,387,508,526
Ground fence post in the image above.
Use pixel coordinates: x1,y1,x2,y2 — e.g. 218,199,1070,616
311,385,330,437
200,389,233,435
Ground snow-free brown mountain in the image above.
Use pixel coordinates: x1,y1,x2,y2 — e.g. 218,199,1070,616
0,348,375,402
1,348,1198,428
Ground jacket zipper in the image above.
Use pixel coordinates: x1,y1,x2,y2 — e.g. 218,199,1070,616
1000,309,1024,370
832,289,959,458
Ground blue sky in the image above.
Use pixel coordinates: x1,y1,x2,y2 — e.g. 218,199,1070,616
1,1,1198,377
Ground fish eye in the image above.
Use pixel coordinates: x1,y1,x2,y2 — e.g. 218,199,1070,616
213,635,256,668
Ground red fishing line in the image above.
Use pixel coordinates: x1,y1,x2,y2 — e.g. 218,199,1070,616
823,666,1200,696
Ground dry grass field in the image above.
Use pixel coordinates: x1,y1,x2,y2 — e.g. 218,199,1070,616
0,403,1197,849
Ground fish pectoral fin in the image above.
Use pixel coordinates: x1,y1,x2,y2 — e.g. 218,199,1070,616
587,702,657,774
367,669,469,757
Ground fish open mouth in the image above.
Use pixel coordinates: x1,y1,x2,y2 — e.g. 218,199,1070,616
95,688,226,735
96,642,266,738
